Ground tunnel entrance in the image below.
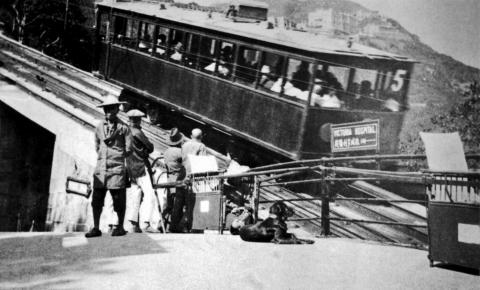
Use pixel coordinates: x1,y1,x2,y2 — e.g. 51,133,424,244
0,102,55,231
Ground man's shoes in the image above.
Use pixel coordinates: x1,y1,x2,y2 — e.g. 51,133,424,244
143,225,161,233
85,228,102,238
126,222,142,233
111,227,127,236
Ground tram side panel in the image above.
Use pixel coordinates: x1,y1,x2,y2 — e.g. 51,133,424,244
102,45,304,158
302,109,405,157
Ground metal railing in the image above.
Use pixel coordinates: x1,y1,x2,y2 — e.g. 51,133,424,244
152,154,479,244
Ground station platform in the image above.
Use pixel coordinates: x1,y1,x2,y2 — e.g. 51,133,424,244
0,232,477,289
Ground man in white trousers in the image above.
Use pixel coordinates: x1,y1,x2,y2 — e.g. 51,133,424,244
125,109,159,233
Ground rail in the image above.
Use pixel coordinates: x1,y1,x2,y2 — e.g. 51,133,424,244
161,163,479,240
251,153,480,172
153,163,434,238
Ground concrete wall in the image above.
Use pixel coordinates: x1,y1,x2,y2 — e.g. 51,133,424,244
0,84,118,232
0,102,54,231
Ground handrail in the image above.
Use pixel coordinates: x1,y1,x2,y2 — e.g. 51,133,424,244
250,153,480,172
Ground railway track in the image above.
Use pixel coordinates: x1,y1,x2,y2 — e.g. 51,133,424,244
0,35,428,246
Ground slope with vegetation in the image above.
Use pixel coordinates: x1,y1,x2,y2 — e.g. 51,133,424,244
267,0,480,154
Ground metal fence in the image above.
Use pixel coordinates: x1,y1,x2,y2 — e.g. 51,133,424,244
152,154,479,246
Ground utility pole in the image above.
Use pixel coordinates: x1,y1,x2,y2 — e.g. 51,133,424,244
63,0,70,56
63,0,69,32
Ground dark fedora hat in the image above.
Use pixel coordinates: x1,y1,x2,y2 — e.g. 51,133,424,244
168,127,185,146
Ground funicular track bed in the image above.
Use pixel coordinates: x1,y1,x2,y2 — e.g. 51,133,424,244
258,179,426,245
0,36,428,246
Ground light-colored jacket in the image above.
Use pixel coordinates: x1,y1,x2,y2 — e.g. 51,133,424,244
181,139,207,175
93,118,132,189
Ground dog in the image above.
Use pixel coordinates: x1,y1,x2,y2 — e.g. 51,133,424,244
239,201,314,244
229,207,254,235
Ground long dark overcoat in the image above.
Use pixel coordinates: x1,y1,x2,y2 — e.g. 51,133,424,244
93,118,132,189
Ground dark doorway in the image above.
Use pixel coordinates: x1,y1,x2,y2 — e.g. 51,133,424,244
0,102,55,231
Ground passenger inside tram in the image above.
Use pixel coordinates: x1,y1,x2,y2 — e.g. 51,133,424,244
138,34,152,52
291,61,311,91
314,87,342,108
236,47,258,85
217,45,234,78
259,55,284,91
315,66,344,91
170,42,183,62
200,38,216,73
150,34,167,55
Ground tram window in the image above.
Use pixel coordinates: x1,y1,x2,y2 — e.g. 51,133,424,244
99,13,109,41
258,52,285,96
113,16,127,45
235,46,260,87
353,68,377,98
169,29,185,63
216,41,235,79
138,22,154,53
125,19,139,49
200,37,217,73
309,65,348,109
153,26,169,57
283,59,312,102
183,33,200,68
316,66,348,91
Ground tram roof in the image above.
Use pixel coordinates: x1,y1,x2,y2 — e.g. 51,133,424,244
98,1,415,62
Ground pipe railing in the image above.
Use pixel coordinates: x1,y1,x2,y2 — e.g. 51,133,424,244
152,157,479,241
250,153,480,172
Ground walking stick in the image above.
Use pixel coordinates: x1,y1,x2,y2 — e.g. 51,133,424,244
145,158,167,234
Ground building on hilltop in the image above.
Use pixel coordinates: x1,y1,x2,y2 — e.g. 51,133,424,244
306,8,359,36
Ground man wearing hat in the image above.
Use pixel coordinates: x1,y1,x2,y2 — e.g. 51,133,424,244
86,95,131,238
124,109,158,233
164,127,187,232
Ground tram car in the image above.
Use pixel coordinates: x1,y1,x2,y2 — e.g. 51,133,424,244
94,1,415,163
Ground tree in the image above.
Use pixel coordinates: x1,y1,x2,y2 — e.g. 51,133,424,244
2,0,95,71
431,94,480,153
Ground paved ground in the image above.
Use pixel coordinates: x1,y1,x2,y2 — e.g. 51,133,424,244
0,232,478,290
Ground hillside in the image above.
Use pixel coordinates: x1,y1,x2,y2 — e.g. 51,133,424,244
266,0,480,153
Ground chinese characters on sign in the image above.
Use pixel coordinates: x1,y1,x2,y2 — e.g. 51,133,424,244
330,120,380,153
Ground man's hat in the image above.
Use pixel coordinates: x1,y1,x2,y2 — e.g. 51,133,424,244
97,95,126,108
168,127,185,146
126,109,146,118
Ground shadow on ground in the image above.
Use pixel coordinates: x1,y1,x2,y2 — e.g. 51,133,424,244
0,233,165,289
434,263,480,276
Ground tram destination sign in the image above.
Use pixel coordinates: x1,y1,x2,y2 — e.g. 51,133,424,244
330,120,380,153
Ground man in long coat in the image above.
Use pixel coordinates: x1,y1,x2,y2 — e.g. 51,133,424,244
86,96,132,238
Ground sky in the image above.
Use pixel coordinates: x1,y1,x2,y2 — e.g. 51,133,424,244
352,0,480,69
